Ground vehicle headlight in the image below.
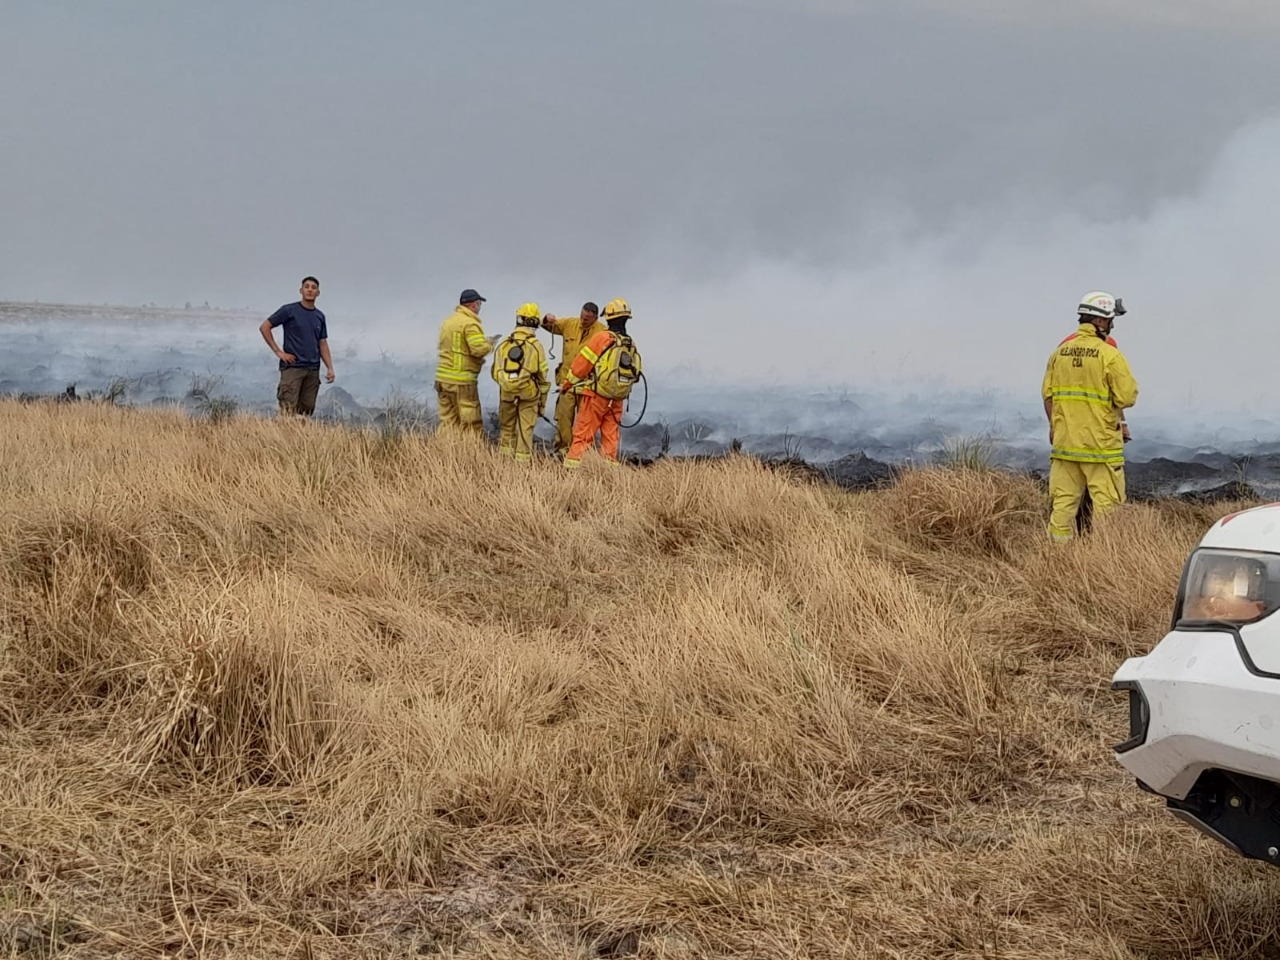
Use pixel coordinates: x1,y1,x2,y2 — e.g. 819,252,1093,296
1178,549,1278,624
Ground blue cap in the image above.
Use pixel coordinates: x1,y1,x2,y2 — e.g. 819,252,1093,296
459,288,486,304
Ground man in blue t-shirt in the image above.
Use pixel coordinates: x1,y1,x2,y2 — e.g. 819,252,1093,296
258,276,336,417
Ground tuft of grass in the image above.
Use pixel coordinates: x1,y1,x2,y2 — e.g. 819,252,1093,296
103,376,130,404
876,463,1042,559
129,578,345,785
781,428,803,460
186,371,225,400
658,420,671,458
935,433,1000,472
204,395,239,423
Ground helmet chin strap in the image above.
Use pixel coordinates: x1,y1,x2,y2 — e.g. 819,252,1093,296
1081,314,1112,336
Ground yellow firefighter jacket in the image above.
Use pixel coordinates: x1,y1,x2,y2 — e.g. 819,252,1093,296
543,312,607,381
435,305,492,384
1042,323,1139,464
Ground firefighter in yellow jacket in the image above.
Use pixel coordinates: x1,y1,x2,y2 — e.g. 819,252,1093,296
491,302,551,462
435,288,498,436
540,302,605,457
1042,291,1139,542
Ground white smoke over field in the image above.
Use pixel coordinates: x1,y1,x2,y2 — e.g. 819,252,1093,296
637,117,1280,426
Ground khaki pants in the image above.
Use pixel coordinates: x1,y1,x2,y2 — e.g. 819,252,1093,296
553,388,580,456
435,381,483,437
498,393,540,462
1048,459,1126,542
277,366,321,416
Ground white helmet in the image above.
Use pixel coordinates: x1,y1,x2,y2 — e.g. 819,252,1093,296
1078,291,1118,320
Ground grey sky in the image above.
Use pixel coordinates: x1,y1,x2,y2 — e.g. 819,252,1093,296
2,0,1279,413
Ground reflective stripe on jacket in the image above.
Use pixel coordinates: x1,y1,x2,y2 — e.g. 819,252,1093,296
436,306,492,383
1042,323,1138,464
562,329,615,397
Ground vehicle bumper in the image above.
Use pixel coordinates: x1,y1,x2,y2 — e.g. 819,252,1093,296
1112,628,1280,799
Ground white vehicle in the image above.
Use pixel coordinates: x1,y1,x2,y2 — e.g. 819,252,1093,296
1113,502,1280,864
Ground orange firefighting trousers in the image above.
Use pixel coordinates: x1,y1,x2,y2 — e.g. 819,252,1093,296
564,392,623,468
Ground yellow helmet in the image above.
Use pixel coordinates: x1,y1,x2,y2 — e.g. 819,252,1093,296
602,297,632,321
516,302,541,320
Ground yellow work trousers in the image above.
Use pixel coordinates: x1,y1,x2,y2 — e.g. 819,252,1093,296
1048,459,1126,542
498,393,539,462
553,388,580,456
435,381,483,437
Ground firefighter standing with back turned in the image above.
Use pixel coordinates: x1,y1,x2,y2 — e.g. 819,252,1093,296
491,302,551,462
1042,291,1139,542
1058,300,1130,535
561,298,643,469
540,302,605,457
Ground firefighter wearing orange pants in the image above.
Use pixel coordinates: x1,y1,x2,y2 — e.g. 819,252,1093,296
1042,291,1139,542
561,298,643,469
435,288,497,437
540,302,605,457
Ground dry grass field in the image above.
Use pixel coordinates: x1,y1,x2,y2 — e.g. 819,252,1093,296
2,401,1280,958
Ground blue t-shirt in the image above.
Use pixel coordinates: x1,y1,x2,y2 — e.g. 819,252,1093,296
268,302,328,370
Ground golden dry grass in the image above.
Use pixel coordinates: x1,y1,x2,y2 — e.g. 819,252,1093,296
1,401,1278,958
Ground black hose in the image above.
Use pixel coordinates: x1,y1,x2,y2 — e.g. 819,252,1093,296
621,372,648,429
